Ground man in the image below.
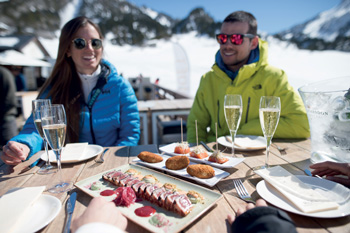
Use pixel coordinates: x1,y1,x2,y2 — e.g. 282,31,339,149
187,11,309,143
0,66,18,147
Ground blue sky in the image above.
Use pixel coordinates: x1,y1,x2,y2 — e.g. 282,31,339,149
130,0,341,34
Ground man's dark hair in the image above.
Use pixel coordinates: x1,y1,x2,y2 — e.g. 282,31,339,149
223,11,257,35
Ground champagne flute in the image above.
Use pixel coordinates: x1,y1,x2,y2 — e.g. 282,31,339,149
224,94,243,156
259,96,281,168
32,99,56,174
41,104,72,193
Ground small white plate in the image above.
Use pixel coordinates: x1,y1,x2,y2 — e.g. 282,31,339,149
217,135,266,151
13,194,61,233
257,175,350,218
133,153,230,187
41,144,104,163
159,143,245,169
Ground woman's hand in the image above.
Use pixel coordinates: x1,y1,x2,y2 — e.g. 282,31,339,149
71,197,128,233
1,141,30,165
310,161,350,187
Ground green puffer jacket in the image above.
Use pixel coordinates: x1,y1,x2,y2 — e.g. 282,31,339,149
187,39,310,143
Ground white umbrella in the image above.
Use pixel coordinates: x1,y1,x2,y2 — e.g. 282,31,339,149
0,50,51,67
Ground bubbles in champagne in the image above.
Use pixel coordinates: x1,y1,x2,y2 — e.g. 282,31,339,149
43,124,66,150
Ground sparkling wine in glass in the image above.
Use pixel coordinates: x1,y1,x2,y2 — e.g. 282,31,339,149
224,94,243,156
41,104,72,193
259,96,281,168
32,99,56,174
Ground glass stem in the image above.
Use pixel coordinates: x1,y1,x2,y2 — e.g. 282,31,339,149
44,139,51,166
265,136,272,168
230,130,236,157
54,149,63,184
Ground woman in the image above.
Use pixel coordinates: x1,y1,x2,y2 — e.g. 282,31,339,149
1,16,140,165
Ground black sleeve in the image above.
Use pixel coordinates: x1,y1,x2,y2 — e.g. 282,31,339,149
231,206,297,233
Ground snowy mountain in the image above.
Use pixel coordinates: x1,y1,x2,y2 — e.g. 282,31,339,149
275,0,350,51
0,0,349,51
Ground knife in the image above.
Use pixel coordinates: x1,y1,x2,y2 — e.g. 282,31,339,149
63,192,77,233
13,152,42,174
304,169,323,179
200,141,213,152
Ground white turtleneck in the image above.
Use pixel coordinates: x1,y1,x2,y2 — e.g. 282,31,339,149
78,65,101,103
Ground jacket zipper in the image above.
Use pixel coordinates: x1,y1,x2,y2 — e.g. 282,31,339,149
245,97,251,123
217,100,221,128
88,106,96,144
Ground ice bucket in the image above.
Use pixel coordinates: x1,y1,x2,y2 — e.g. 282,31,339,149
298,77,350,163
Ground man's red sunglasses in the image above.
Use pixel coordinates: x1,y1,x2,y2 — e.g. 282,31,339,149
216,33,255,45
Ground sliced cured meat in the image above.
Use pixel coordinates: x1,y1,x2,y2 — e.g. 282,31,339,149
131,181,145,196
150,187,166,203
173,195,193,217
158,190,174,207
144,184,159,200
165,192,180,211
112,173,130,186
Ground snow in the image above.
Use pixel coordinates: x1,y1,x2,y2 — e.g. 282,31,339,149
39,32,350,98
303,0,350,41
0,37,19,47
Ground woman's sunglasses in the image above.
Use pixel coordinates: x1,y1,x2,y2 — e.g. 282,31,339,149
216,33,255,45
72,38,103,50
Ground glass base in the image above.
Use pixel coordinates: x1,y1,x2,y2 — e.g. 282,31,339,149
47,181,73,193
37,164,57,175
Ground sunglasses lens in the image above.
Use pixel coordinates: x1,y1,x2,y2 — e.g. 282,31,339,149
217,34,228,44
231,34,244,45
92,39,102,49
73,38,86,49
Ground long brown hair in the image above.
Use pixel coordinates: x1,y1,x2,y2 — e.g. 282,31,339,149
38,16,104,143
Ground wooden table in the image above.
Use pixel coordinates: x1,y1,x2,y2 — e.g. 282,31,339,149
1,139,349,233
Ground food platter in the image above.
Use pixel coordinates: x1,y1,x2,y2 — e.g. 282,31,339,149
133,153,230,187
75,164,222,233
159,143,245,168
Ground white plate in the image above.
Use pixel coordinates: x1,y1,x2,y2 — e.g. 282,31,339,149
159,143,245,169
41,144,104,163
217,135,266,151
257,175,350,218
75,164,222,233
13,195,61,233
133,153,230,187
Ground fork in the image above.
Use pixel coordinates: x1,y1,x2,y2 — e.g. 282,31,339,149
95,148,109,163
272,143,287,155
233,179,255,204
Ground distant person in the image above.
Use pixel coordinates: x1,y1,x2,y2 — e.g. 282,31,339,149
10,66,27,91
1,16,140,166
0,66,18,147
310,161,350,187
187,11,310,143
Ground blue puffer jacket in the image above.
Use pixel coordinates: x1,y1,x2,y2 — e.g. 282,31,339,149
11,59,140,158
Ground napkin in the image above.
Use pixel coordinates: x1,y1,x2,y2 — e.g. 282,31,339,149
61,143,88,161
255,166,339,213
0,186,46,233
233,136,265,149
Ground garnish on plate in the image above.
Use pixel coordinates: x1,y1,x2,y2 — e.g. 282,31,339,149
190,146,208,159
187,190,205,204
208,150,229,164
